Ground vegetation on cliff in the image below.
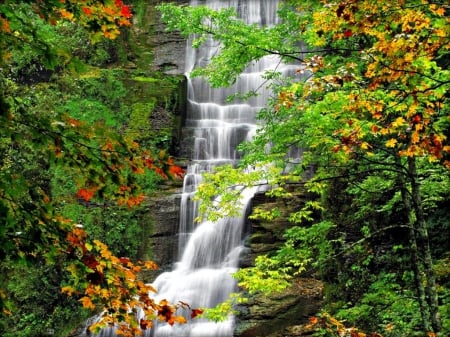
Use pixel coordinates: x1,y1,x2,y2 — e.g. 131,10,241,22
1,1,189,336
159,1,449,336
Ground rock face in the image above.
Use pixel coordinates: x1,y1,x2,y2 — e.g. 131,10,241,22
234,278,323,337
133,0,189,75
235,191,324,337
120,0,188,275
140,182,183,280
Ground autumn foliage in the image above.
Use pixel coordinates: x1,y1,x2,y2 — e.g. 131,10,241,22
307,313,383,337
301,0,449,167
0,0,189,334
63,226,200,337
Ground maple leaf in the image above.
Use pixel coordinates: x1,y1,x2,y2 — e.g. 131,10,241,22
173,316,187,324
343,29,353,37
169,164,185,179
119,257,130,266
59,9,74,20
157,300,175,322
121,5,132,19
139,318,151,330
82,7,91,16
82,254,100,270
124,194,145,208
61,285,77,296
191,308,204,319
0,17,11,32
385,138,398,148
76,188,96,202
144,260,158,270
309,316,318,325
80,296,96,310
154,167,168,179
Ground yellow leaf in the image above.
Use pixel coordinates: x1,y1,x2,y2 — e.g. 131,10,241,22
411,131,420,144
61,286,76,296
360,142,370,150
386,138,398,148
392,117,406,128
380,127,390,135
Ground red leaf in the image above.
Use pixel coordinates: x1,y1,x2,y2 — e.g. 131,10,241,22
343,30,353,37
158,300,175,322
119,257,130,265
140,318,151,330
168,165,185,179
191,308,203,319
412,114,422,124
82,254,99,269
82,7,91,16
155,167,168,179
121,5,132,18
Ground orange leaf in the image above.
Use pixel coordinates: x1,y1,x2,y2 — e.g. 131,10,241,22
169,165,185,179
155,167,168,179
144,260,159,270
76,188,96,202
80,296,96,310
309,316,318,325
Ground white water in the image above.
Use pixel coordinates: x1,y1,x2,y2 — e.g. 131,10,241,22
144,2,289,336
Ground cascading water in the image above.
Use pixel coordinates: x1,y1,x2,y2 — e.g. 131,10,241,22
148,1,301,336
92,1,296,337
146,2,287,336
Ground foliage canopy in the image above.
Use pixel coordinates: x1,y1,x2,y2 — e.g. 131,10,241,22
158,0,449,336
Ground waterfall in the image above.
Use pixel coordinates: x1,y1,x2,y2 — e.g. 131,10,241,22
147,1,287,336
90,1,296,337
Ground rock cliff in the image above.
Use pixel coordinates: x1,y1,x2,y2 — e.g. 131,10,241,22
234,191,324,337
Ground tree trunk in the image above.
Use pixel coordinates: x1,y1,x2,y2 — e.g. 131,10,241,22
408,157,441,333
396,157,431,332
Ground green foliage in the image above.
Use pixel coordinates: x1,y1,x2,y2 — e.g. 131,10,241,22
234,255,293,294
202,293,247,322
1,259,90,337
335,273,423,336
194,164,269,222
157,2,306,87
159,0,449,335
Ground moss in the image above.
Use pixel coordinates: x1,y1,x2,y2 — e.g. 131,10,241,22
132,76,159,82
